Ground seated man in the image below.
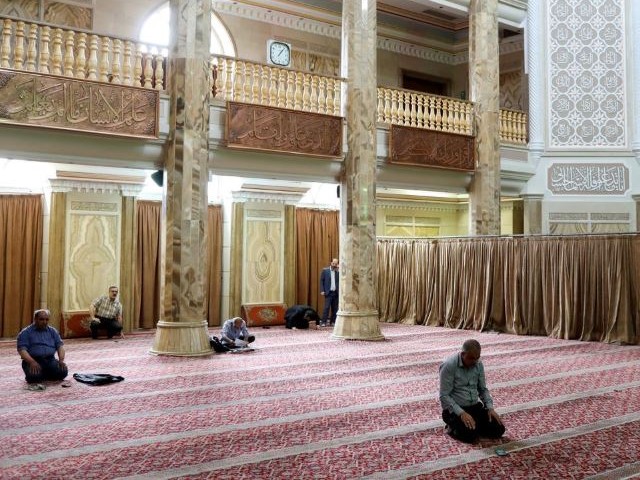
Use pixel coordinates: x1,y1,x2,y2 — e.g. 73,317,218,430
89,285,124,339
220,317,255,348
285,305,320,329
439,339,505,443
17,309,68,384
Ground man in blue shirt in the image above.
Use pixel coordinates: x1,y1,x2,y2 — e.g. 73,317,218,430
439,339,505,443
219,317,255,348
17,309,68,384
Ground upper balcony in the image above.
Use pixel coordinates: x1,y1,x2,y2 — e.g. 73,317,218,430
0,16,530,191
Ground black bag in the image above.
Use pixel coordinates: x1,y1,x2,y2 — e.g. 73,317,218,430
210,336,230,353
73,373,124,386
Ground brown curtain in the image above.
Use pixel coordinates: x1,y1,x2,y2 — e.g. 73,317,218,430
0,195,43,337
377,235,640,345
206,205,222,326
134,201,161,329
295,208,339,315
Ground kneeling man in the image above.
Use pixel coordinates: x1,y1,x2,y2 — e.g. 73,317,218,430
17,309,68,384
439,339,505,443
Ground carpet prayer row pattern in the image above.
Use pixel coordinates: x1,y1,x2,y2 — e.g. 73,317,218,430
1,324,640,479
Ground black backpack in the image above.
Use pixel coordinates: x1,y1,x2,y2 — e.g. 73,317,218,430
210,336,230,353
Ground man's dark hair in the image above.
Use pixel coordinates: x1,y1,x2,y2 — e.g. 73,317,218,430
304,309,320,321
462,339,481,353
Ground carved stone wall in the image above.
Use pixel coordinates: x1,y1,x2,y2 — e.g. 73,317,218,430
242,203,284,304
548,0,626,148
64,192,120,311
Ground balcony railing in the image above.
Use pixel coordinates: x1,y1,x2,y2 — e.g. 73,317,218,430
377,87,474,136
0,16,165,89
210,55,342,116
1,15,528,145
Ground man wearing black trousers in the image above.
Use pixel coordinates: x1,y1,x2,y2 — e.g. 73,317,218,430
439,339,505,443
319,258,339,327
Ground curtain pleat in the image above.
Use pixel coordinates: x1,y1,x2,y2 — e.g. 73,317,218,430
377,235,640,345
134,201,161,329
0,195,43,337
295,208,339,315
206,205,222,326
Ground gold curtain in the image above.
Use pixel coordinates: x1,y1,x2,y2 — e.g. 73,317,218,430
134,201,161,329
0,195,43,337
295,208,339,315
206,205,222,326
377,235,640,344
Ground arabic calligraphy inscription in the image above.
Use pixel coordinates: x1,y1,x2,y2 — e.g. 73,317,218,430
226,102,342,157
0,69,159,138
389,125,475,171
548,163,629,195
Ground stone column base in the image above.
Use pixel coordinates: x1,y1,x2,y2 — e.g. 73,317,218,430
332,310,384,341
149,320,212,356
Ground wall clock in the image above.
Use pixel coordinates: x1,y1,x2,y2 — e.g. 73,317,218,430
267,40,291,67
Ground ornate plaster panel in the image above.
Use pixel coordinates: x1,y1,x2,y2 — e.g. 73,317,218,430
242,205,284,304
548,0,627,148
64,193,121,311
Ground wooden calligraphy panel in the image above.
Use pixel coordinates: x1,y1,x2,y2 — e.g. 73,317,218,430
389,125,475,171
226,102,342,158
0,69,159,139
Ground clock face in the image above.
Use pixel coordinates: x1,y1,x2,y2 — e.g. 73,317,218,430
269,41,291,67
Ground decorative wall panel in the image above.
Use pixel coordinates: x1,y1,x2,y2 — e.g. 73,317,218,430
0,70,159,138
0,0,39,20
226,102,342,157
548,163,629,194
548,0,627,148
0,0,93,29
389,125,475,171
242,206,284,304
64,193,121,311
500,70,523,110
43,1,92,29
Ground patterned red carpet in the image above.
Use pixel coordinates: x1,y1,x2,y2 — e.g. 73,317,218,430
1,324,640,479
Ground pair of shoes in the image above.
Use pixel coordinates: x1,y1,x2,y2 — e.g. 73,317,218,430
26,383,46,391
320,322,327,327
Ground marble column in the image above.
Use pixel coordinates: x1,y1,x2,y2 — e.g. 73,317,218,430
633,195,640,232
522,194,544,234
333,0,383,341
150,0,212,356
467,0,501,236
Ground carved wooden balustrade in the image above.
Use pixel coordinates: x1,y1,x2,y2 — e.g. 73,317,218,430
377,86,528,145
210,54,342,116
377,87,474,136
0,16,165,89
499,108,528,145
1,15,528,145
